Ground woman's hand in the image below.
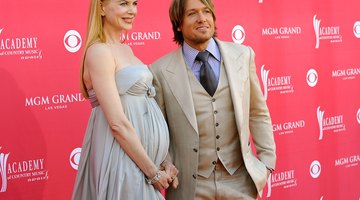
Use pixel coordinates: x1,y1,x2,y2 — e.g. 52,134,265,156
151,170,172,191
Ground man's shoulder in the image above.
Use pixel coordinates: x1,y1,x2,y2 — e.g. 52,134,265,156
151,48,180,71
217,39,251,53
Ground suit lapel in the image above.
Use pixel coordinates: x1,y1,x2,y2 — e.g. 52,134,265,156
217,39,246,128
161,49,199,133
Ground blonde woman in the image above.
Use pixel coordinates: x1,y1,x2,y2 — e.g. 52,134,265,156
72,0,178,199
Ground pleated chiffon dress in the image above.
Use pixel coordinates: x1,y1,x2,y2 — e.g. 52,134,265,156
72,64,169,200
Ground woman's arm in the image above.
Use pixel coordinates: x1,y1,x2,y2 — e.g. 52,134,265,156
85,44,171,189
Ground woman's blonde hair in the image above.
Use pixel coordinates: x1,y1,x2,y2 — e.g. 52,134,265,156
80,0,108,98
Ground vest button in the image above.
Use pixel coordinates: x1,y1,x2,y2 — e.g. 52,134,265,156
217,147,220,151
193,148,198,152
215,122,219,127
216,135,220,139
212,98,216,102
214,110,218,114
192,174,197,179
212,161,217,165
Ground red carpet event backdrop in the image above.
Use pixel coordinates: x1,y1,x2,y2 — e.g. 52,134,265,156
1,0,359,199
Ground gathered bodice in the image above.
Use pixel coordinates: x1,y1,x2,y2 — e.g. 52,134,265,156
88,64,155,108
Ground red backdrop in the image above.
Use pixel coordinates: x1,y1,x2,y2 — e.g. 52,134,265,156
1,0,359,199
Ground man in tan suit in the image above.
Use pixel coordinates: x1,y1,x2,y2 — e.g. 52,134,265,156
151,0,276,199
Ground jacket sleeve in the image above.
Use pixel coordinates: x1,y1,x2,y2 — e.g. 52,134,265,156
247,46,276,171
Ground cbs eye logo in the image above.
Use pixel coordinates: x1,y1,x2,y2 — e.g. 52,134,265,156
232,25,246,44
69,148,82,170
310,160,321,179
64,30,82,53
354,21,360,38
306,69,318,87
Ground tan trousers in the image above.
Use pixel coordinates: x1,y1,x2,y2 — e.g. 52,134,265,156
195,161,257,200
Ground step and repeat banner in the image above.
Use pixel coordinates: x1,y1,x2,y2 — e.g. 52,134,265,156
1,0,359,199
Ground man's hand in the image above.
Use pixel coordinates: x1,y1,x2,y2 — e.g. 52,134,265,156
160,160,179,189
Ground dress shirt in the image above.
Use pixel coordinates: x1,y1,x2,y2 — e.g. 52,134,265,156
182,38,221,82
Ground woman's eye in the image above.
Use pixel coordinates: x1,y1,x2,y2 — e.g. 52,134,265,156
120,1,128,6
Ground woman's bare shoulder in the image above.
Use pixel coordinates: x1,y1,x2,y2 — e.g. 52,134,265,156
84,43,115,71
86,43,112,57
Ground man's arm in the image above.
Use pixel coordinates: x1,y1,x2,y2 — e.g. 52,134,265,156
247,47,277,171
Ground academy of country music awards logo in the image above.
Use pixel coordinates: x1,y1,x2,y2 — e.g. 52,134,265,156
265,161,324,197
260,65,294,100
265,169,298,197
313,15,342,49
0,27,42,60
25,92,86,111
262,26,302,40
0,147,9,192
0,147,49,193
317,106,346,140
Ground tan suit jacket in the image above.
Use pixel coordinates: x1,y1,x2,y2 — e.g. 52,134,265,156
150,39,276,199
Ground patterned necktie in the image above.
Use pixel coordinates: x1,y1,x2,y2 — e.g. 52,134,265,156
196,51,218,96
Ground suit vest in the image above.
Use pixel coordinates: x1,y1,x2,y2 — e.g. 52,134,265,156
186,62,243,178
